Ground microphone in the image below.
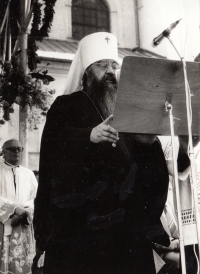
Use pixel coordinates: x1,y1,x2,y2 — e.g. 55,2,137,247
152,19,182,46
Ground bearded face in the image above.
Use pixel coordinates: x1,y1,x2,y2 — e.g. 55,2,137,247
83,60,119,119
82,60,157,145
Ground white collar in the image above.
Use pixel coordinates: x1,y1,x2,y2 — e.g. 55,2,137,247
4,161,19,168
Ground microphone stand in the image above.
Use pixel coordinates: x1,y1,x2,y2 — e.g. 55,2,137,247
166,35,200,274
166,103,187,274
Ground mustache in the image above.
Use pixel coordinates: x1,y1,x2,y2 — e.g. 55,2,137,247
103,73,117,85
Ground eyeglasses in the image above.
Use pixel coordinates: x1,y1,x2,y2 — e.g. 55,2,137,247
4,147,24,153
96,60,120,70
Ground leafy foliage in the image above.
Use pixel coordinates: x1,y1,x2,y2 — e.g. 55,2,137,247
0,0,57,71
0,51,55,129
28,0,57,71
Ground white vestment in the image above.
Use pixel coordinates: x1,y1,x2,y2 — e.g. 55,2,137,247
0,161,37,274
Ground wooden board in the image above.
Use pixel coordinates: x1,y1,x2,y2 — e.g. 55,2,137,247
112,56,200,135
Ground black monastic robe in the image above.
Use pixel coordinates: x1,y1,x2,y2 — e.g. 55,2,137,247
34,91,169,274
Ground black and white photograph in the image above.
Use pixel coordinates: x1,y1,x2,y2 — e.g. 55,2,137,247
0,0,200,273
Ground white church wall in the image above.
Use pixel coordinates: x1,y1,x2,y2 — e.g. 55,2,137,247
49,0,138,49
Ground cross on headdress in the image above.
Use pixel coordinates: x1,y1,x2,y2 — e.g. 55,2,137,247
105,36,110,43
64,32,118,95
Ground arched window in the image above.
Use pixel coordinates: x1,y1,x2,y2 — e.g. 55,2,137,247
72,0,110,40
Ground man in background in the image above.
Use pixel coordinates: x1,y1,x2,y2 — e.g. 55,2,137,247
34,32,170,274
154,135,200,274
0,139,38,273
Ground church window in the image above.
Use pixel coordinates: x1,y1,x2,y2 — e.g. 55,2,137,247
72,0,110,40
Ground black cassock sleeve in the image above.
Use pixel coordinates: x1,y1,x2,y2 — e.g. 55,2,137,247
33,94,96,249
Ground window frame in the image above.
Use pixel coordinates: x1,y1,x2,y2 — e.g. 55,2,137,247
72,0,110,40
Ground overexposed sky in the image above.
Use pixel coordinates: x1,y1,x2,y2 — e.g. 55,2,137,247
138,0,200,61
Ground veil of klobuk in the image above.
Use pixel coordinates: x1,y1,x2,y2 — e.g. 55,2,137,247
64,32,119,95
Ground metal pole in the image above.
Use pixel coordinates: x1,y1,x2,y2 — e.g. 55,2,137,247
8,14,11,61
2,5,9,63
168,104,187,274
167,35,200,272
19,0,29,167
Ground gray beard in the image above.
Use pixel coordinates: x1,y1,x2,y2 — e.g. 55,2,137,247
84,77,117,119
100,84,117,117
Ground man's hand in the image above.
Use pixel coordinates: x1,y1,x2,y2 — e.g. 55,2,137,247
177,135,199,173
15,206,29,225
154,238,180,252
15,206,26,218
90,115,119,144
179,135,200,153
